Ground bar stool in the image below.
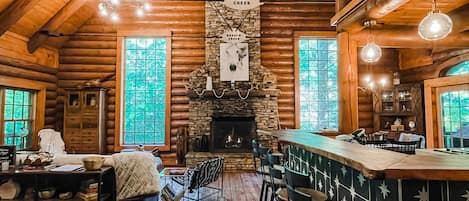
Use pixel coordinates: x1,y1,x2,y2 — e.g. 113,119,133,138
284,167,327,201
286,185,311,201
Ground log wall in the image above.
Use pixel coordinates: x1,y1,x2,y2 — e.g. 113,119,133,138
57,1,336,161
57,1,205,162
357,48,399,133
260,2,335,128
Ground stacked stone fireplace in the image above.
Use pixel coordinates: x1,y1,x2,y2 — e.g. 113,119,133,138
185,2,280,171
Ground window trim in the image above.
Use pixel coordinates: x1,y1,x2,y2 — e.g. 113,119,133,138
0,75,46,150
293,31,337,129
115,30,172,152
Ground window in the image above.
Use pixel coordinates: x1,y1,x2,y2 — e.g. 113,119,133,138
0,88,34,150
298,38,338,130
446,61,469,76
121,37,168,145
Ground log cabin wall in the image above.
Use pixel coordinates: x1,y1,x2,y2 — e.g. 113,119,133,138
357,48,399,133
400,48,469,83
57,1,336,160
260,2,335,129
57,1,205,161
0,32,58,131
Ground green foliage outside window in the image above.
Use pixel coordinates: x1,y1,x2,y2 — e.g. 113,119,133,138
123,38,167,145
3,88,33,150
298,38,338,131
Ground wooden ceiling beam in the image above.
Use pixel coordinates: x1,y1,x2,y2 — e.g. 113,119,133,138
0,0,39,37
449,3,469,33
332,0,411,33
351,26,469,48
28,0,87,53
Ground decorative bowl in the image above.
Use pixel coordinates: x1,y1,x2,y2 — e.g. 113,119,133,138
82,156,104,171
38,187,56,199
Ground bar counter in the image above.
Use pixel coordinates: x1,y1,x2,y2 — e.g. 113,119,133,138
274,130,469,201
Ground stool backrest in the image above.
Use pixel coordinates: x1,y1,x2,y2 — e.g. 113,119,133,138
285,167,310,188
286,185,311,201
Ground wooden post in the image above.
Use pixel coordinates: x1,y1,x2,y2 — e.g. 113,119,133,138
337,32,359,133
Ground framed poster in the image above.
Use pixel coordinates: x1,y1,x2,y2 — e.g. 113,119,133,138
220,43,249,81
0,146,16,166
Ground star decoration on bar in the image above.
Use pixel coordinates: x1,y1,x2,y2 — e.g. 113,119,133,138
334,176,340,187
378,181,390,199
318,179,323,191
413,186,429,201
341,196,347,201
357,173,366,187
329,185,335,198
341,166,347,177
461,190,469,201
350,186,356,199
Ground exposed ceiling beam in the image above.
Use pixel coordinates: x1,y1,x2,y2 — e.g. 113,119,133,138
449,3,469,33
331,0,411,33
351,26,469,48
0,0,39,37
28,0,87,53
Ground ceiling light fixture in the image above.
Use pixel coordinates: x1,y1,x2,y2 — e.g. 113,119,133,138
418,0,453,41
98,0,152,22
360,20,382,63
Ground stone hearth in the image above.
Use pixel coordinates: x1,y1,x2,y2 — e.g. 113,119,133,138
185,2,279,171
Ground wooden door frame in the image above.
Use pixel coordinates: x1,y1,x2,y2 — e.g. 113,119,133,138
114,30,172,152
424,74,469,148
0,75,47,150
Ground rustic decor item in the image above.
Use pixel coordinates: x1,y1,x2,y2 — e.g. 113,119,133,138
63,88,106,154
82,156,105,170
223,0,263,10
220,42,249,81
0,179,21,199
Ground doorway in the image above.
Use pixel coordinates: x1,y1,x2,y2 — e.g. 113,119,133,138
437,85,469,148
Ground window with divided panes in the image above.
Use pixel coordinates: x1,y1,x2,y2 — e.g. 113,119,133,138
298,38,338,130
122,37,168,145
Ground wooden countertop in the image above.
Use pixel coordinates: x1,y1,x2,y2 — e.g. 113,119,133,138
275,130,469,181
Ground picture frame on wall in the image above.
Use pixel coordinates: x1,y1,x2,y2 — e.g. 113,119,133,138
220,43,249,81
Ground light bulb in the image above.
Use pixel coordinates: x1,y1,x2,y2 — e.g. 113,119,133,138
111,12,119,22
110,0,119,5
418,11,452,41
136,8,144,17
380,78,386,87
100,8,109,16
360,42,382,63
364,75,371,83
144,2,151,11
369,82,375,89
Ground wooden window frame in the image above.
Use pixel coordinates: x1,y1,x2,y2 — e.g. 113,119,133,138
293,31,337,129
115,30,172,152
0,75,46,150
424,74,469,148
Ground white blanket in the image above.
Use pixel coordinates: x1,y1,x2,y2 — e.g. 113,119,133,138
112,152,161,200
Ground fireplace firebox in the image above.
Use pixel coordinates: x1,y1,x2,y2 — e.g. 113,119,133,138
210,117,256,153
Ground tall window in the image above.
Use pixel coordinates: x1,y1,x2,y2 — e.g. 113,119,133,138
122,37,168,145
440,62,469,148
298,38,338,130
0,88,34,150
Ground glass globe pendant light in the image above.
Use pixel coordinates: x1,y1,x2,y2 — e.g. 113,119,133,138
360,20,382,63
418,0,453,41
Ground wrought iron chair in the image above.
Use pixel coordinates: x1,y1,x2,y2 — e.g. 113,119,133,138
172,157,224,201
286,185,311,201
284,167,327,201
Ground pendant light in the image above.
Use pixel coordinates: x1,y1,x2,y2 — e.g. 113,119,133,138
360,20,382,63
418,0,453,41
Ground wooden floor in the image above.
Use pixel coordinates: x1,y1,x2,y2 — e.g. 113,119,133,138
160,172,262,201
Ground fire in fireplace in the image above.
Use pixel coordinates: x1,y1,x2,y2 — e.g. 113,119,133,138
211,117,256,153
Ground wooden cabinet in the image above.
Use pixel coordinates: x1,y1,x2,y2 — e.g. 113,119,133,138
372,83,424,134
63,88,106,154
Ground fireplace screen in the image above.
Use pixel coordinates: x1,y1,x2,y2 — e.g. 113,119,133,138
210,117,256,153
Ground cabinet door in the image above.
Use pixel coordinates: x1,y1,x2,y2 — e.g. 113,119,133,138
66,92,81,113
82,91,99,113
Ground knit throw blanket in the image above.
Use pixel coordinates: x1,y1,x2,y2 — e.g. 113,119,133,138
112,152,161,200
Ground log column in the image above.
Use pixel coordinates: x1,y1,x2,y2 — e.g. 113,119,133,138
337,32,359,133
